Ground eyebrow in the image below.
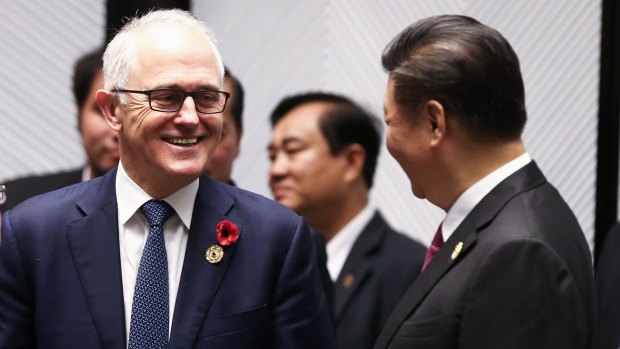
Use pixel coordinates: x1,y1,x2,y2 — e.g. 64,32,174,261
267,136,305,152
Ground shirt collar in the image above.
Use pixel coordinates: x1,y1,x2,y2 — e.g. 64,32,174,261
115,161,199,229
325,204,375,280
442,153,531,241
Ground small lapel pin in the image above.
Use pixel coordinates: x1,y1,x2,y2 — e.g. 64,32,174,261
342,274,355,289
206,245,224,264
451,241,464,260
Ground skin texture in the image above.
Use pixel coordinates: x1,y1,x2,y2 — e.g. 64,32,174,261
205,78,241,183
80,71,120,178
97,23,223,199
383,78,438,201
268,102,366,240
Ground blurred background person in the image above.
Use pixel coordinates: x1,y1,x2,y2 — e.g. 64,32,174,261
205,67,243,185
2,48,119,210
268,92,425,349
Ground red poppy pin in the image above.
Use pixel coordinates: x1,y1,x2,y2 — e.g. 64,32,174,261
216,220,239,246
206,220,239,264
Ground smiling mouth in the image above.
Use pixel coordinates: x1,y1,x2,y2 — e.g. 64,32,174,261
165,137,200,147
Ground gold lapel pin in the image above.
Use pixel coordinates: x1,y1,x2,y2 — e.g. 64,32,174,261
206,245,224,264
451,241,464,260
342,274,355,289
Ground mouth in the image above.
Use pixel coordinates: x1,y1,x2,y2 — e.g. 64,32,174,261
271,185,291,201
164,137,201,147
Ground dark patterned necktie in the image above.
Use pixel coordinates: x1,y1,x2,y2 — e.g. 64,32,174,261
421,225,443,272
128,200,175,349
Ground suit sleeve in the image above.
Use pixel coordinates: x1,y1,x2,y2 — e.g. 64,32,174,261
271,216,337,348
459,239,591,349
0,211,35,348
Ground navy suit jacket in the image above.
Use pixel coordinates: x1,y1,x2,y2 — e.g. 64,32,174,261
1,168,83,211
0,168,336,348
373,162,595,349
333,212,425,349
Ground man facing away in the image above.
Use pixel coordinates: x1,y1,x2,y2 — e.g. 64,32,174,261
268,92,425,349
0,9,335,349
2,48,119,210
373,15,595,349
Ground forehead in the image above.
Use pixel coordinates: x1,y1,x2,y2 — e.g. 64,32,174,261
131,25,221,89
272,102,332,142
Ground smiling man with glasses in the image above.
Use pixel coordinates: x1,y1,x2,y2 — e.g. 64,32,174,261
0,9,335,349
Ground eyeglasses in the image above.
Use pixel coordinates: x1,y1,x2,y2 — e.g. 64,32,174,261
114,88,230,114
0,185,5,205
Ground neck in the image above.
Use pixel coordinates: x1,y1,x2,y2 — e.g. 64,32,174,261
306,191,368,242
433,139,525,211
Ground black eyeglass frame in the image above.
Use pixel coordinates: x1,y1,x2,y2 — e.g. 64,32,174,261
113,88,231,114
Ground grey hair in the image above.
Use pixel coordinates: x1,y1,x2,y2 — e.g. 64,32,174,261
102,9,225,91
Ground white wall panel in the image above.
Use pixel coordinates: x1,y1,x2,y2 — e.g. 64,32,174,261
194,0,601,249
0,1,106,180
0,1,600,251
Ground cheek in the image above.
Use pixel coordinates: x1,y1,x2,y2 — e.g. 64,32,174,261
385,128,401,158
81,114,111,141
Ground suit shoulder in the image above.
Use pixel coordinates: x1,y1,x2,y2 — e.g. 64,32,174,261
220,183,298,218
7,176,105,229
371,213,426,257
2,169,82,210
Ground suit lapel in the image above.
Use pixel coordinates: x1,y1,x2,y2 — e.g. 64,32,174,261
334,212,385,320
66,170,126,349
374,161,547,348
168,176,238,348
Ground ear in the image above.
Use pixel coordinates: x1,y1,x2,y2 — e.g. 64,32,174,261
342,143,366,183
96,89,122,132
424,100,447,148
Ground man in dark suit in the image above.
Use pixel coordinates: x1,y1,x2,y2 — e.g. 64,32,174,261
596,223,620,348
268,92,425,349
374,15,595,349
0,9,335,348
2,48,119,210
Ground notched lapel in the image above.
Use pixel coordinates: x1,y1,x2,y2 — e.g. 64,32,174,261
67,197,125,349
169,177,238,348
334,259,372,320
333,213,386,320
374,219,478,348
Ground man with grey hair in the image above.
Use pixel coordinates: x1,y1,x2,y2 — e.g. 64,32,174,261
0,9,335,348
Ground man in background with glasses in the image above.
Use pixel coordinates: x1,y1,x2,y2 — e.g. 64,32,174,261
0,9,335,349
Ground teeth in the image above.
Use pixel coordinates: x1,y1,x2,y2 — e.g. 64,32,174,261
168,137,198,145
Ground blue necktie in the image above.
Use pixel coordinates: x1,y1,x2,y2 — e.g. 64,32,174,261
128,200,175,349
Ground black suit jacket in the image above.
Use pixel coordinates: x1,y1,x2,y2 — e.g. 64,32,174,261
2,168,82,210
373,162,595,349
333,212,425,349
596,222,620,349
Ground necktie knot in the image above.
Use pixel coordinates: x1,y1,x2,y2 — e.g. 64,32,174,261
140,200,174,227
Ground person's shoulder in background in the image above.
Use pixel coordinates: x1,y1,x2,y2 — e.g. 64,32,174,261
2,168,83,211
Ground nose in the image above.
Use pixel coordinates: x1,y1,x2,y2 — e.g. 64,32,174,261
174,95,200,126
269,152,289,184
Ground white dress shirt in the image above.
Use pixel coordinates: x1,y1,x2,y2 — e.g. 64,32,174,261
115,162,198,341
442,153,531,241
326,204,375,281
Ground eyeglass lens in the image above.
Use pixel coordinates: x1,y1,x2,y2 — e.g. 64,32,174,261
150,90,226,113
